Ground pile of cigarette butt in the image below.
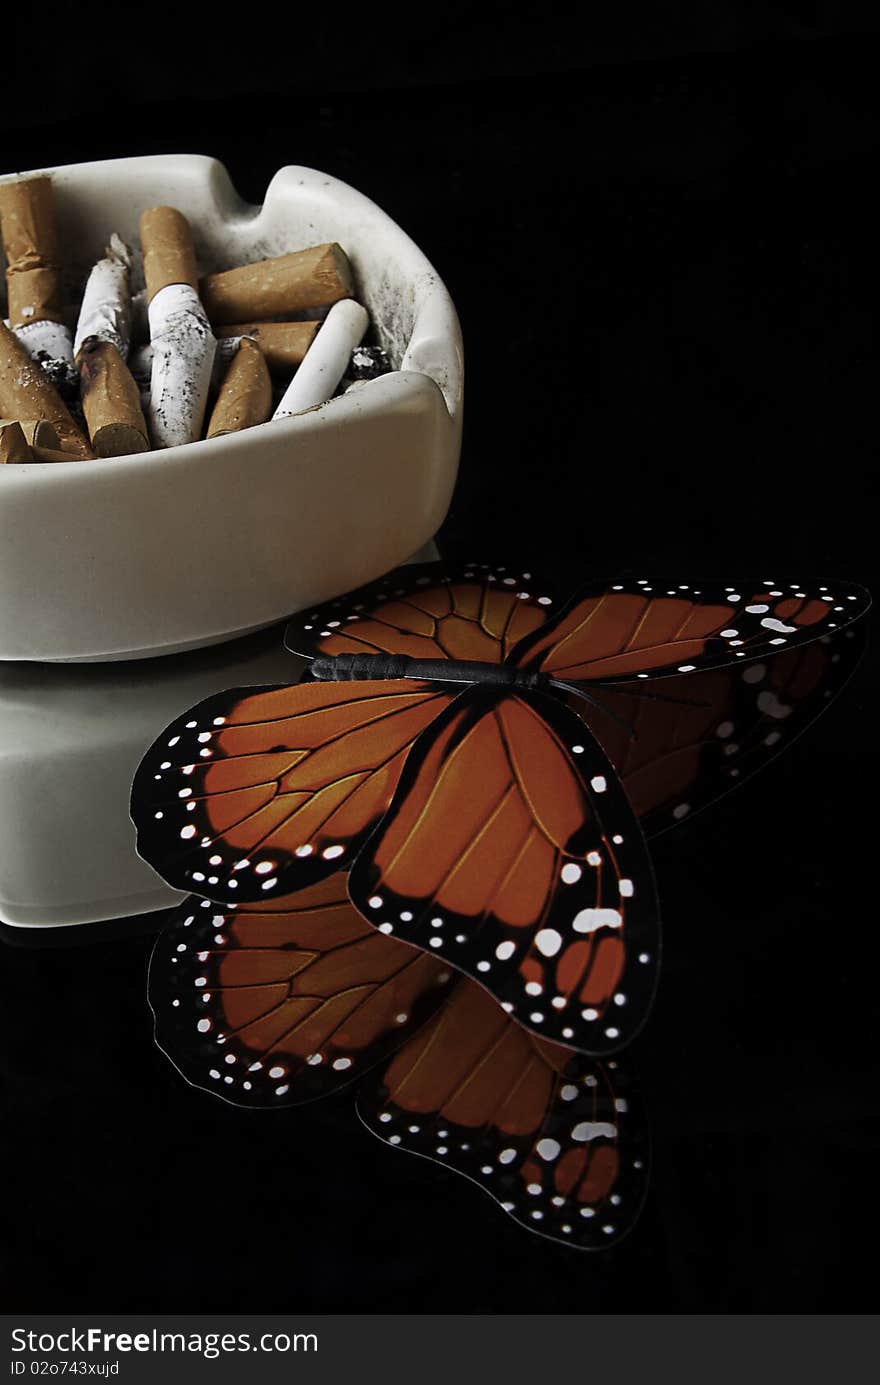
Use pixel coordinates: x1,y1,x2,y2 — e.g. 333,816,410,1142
0,174,391,466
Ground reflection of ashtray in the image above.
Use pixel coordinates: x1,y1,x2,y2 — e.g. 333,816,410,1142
0,625,301,926
0,155,463,662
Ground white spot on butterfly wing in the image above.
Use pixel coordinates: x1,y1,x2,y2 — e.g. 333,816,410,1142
535,928,562,957
572,1121,618,1142
573,908,622,934
757,690,792,719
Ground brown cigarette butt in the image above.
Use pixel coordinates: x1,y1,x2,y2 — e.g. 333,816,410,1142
140,206,199,302
0,321,93,458
76,337,149,458
200,244,353,324
206,337,272,438
0,416,60,449
0,174,65,327
0,420,32,464
215,320,320,372
30,445,82,464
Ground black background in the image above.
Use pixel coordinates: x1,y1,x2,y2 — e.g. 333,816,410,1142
2,4,879,1313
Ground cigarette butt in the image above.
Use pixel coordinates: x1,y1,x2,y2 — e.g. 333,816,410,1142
77,337,150,458
147,285,216,448
0,416,60,449
201,244,353,324
216,320,321,373
141,207,216,448
273,300,369,419
140,206,199,302
0,420,32,464
30,445,82,464
0,174,65,326
74,234,134,358
0,321,93,458
0,175,75,387
206,338,272,438
215,320,320,373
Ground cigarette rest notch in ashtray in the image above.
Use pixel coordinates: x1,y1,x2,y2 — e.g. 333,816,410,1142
0,155,463,662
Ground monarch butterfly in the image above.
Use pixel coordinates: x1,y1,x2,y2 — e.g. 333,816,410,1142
149,876,648,1250
131,562,869,1056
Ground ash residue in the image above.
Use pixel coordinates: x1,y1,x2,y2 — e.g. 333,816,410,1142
348,344,391,380
34,351,78,401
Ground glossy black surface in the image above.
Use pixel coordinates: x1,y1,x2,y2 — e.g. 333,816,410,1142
2,12,878,1311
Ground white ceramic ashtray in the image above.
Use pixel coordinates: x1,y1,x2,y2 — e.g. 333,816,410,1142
0,155,462,662
0,627,301,926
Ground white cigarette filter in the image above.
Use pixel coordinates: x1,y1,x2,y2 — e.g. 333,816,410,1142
273,300,369,419
132,336,236,387
12,317,74,365
74,234,133,358
11,319,77,399
147,283,216,448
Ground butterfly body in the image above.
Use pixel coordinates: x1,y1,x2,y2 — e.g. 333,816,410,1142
310,651,548,690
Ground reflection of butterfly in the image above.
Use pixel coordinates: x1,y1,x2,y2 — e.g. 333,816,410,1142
149,877,649,1250
132,563,869,1056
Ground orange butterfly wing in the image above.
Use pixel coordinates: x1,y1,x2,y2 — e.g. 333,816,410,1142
284,561,556,664
357,977,648,1249
348,686,659,1056
131,679,454,900
574,624,866,833
511,576,869,682
149,875,455,1106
